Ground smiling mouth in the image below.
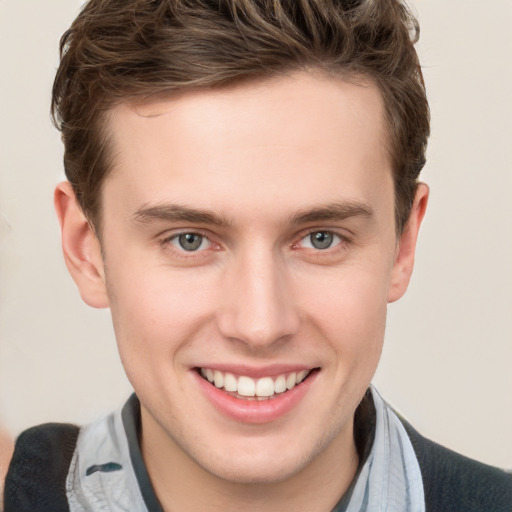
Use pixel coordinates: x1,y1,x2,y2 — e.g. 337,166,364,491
197,368,317,401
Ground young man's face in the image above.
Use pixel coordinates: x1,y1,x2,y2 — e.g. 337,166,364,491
59,71,426,485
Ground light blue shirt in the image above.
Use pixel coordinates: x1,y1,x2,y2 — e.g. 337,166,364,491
66,387,425,511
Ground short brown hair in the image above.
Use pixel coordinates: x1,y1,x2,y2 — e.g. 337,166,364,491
52,0,429,233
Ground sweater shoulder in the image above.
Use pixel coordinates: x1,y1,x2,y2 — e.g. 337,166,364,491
400,417,512,512
4,422,79,512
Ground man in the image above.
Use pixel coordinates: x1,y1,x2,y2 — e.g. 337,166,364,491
4,0,511,510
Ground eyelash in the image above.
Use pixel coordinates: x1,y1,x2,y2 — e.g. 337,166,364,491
295,230,347,250
158,229,350,259
159,230,216,259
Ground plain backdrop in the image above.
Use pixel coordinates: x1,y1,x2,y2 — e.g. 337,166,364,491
0,0,511,469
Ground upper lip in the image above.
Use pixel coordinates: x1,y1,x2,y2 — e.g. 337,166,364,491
193,364,317,379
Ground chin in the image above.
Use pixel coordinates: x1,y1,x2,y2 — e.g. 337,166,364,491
201,454,306,485
194,428,335,486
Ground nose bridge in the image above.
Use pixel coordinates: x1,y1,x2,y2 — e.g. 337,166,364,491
218,242,299,348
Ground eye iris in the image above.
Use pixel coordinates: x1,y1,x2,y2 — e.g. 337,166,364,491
178,233,203,251
311,231,333,250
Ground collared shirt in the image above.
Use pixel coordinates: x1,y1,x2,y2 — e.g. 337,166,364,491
6,386,512,511
65,387,425,511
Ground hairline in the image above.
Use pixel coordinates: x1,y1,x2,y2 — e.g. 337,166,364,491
83,68,406,239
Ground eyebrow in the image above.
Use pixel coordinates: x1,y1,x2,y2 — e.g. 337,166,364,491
291,201,374,224
132,203,232,227
132,200,373,228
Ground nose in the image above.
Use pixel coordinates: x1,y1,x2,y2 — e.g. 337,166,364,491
217,247,300,350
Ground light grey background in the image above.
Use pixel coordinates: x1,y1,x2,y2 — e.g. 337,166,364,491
1,1,511,468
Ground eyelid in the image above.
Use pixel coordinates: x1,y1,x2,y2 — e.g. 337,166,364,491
159,229,218,255
299,231,342,249
171,233,211,251
157,227,350,257
293,228,350,247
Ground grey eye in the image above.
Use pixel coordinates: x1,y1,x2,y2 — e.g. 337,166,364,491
178,233,204,251
310,231,334,250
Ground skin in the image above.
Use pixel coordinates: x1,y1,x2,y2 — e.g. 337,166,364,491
55,71,428,511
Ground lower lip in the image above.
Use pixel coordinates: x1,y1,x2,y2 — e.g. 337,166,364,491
193,370,318,424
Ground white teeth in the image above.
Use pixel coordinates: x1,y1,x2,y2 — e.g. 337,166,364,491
200,368,312,398
286,372,297,390
296,370,308,383
223,372,237,392
213,370,224,389
256,377,274,397
274,374,287,394
237,376,256,397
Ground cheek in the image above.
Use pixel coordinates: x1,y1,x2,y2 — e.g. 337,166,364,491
300,260,390,324
296,262,389,366
105,263,218,366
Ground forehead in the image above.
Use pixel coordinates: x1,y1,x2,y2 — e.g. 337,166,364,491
102,72,393,225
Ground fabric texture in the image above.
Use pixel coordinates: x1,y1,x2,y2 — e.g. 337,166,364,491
401,417,512,512
336,388,425,512
65,397,151,511
4,423,79,512
4,389,512,512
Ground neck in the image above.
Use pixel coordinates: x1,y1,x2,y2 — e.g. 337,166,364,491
141,411,359,512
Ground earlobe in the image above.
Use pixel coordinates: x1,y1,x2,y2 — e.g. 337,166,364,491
387,183,429,303
54,181,109,309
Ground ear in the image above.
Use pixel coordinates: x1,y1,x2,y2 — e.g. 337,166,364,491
387,183,429,303
54,181,109,308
